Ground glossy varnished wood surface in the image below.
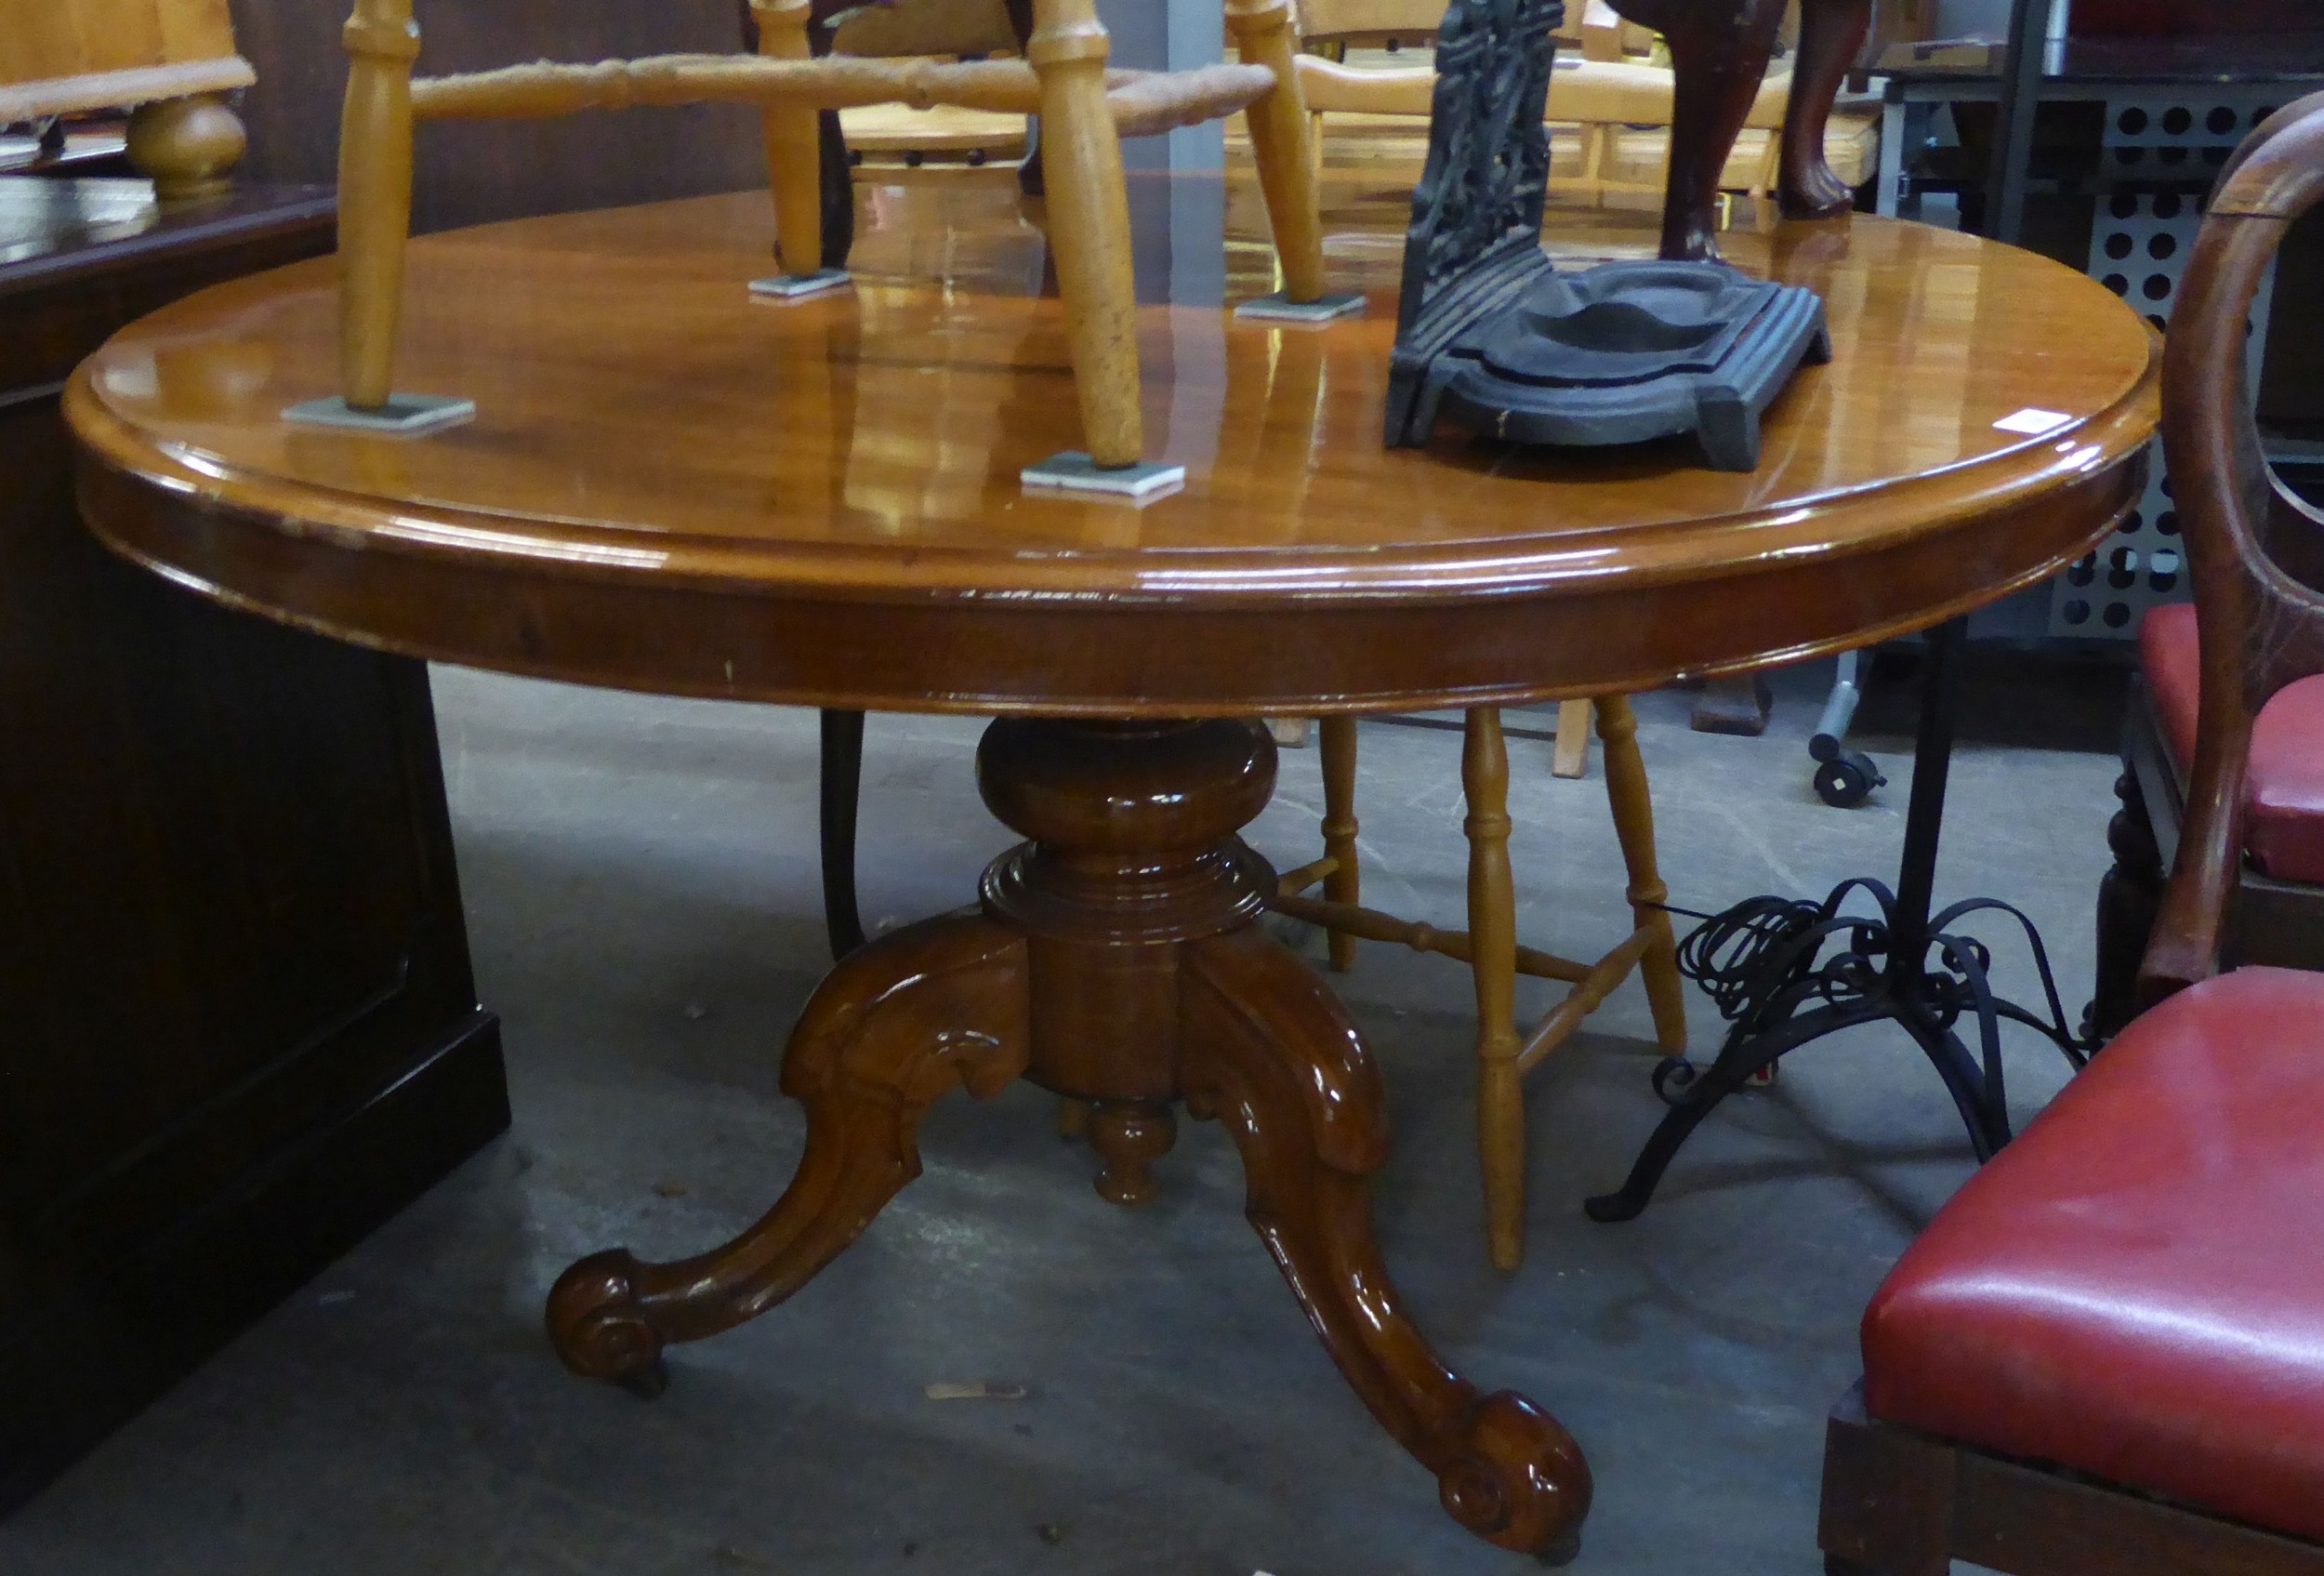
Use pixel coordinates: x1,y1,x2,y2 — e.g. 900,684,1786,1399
69,171,2159,714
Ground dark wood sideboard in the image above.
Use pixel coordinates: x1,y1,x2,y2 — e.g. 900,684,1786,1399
0,181,508,1509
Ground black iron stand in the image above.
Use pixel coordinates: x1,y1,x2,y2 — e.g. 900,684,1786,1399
1585,617,2093,1223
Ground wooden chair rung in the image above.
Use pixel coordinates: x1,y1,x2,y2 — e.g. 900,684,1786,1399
1512,921,1658,1076
1275,854,1339,896
1269,892,1594,984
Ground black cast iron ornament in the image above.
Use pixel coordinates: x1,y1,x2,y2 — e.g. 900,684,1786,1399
1385,0,1830,470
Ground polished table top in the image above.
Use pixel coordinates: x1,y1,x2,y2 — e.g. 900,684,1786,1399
69,173,2157,715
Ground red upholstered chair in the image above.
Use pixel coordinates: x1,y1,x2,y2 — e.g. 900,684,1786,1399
2089,95,2324,1038
2101,86,2324,1041
1820,93,2324,1576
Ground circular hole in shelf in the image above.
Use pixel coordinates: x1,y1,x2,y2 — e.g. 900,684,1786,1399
2103,602,2133,629
2156,192,2185,219
2146,313,2169,333
2067,554,2096,587
2063,599,2092,626
2162,106,2193,135
2111,192,2141,219
2158,510,2180,535
2208,106,2238,135
2119,107,2149,135
2104,272,2129,295
2121,510,2143,534
2149,232,2178,259
2143,273,2172,300
2105,232,2133,259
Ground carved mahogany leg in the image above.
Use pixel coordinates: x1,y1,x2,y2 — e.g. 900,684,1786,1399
1781,0,1875,219
1626,0,1789,261
547,911,1029,1388
1182,927,1592,1557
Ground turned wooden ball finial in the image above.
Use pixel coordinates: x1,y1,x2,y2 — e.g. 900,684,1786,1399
125,94,246,202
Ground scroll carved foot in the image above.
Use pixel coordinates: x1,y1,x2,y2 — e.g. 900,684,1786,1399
547,910,1030,1387
1182,929,1592,1556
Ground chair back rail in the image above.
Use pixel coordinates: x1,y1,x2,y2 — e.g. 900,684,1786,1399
2139,90,2324,1000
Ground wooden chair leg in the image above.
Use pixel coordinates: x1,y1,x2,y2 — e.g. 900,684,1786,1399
2091,763,2164,1040
1596,695,1687,1056
1552,698,1591,778
1817,1384,1956,1576
1319,715,1360,973
337,0,422,410
819,709,867,960
1226,0,1327,302
1026,0,1142,468
1463,709,1527,1272
753,0,825,276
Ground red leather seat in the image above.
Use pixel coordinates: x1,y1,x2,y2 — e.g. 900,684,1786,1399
1860,966,2324,1544
2144,602,2324,882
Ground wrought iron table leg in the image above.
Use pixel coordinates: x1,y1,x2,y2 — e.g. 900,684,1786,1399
1590,618,2087,1222
819,708,866,959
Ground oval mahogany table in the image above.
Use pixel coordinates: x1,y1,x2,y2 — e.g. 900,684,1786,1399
67,174,2156,1558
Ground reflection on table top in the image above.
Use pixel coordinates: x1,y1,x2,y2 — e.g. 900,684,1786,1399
74,170,2154,611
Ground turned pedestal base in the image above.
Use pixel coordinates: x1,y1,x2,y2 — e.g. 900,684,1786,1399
545,717,1591,1556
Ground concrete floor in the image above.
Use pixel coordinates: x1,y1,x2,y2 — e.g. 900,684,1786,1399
1,660,2120,1576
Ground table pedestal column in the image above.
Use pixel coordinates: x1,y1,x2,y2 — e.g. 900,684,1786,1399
544,717,1589,1556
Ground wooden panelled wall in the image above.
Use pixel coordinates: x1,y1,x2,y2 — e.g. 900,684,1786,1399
226,0,770,232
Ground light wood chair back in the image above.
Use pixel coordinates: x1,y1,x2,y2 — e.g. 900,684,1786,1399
1287,25,1792,206
330,0,1328,472
2140,91,2324,1001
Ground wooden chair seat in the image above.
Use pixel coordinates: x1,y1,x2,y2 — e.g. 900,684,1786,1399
2142,602,2324,884
1856,965,2324,1550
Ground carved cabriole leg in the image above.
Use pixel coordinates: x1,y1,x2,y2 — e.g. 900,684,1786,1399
1462,709,1528,1273
547,912,1031,1387
1595,695,1688,1058
1780,0,1875,219
752,0,825,275
1225,0,1328,303
1319,715,1360,973
558,713,1588,1554
337,0,423,410
1619,0,1788,261
1025,0,1142,468
1182,928,1592,1556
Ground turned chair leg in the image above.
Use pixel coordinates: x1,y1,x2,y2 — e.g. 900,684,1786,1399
1226,0,1327,303
1596,696,1687,1057
754,0,825,276
337,0,422,409
1319,715,1360,972
1463,709,1528,1272
1025,0,1142,468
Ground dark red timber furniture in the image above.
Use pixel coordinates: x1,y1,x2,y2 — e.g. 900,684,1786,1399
1823,90,2324,1576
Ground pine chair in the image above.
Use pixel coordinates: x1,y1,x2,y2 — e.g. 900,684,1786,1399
318,0,1334,476
1274,707,1687,1273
